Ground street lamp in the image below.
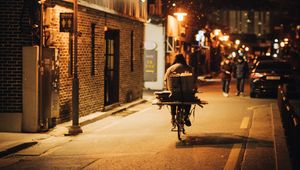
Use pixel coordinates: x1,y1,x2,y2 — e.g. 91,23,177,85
68,0,82,135
235,39,241,45
173,11,187,53
213,29,221,37
174,12,187,21
284,38,289,45
245,47,249,52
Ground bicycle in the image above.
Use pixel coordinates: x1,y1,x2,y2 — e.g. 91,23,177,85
153,91,207,140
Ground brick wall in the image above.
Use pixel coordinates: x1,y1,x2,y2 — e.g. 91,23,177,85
118,21,144,103
0,1,144,122
0,0,34,113
49,3,144,119
45,5,74,121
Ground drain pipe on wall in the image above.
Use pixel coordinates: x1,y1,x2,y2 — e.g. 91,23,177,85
38,0,45,131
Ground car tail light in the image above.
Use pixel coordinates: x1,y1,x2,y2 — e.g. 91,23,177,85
251,73,264,79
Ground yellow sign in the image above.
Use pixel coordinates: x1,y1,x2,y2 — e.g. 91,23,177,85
144,50,157,82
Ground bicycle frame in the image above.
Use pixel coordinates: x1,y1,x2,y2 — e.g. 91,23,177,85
175,106,186,140
153,99,207,141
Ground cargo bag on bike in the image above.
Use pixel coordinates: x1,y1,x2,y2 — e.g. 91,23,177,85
168,74,195,101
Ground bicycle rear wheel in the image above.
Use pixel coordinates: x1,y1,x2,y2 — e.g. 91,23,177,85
176,108,185,140
177,123,181,140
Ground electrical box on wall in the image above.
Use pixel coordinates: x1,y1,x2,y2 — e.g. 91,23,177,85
22,46,39,132
43,47,59,129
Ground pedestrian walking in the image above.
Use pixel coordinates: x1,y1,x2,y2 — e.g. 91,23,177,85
234,56,249,96
220,57,233,97
189,47,199,77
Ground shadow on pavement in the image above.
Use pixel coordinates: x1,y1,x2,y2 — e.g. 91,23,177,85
175,133,273,148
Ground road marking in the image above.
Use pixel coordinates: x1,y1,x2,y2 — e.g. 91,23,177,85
240,117,250,129
224,143,243,170
247,105,268,110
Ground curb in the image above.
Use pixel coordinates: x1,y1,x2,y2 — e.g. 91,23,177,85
51,98,148,136
79,99,147,127
0,141,37,158
271,103,293,170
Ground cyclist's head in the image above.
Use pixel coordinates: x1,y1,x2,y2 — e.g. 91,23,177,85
172,53,187,66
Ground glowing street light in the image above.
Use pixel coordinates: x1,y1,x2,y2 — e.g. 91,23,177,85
174,12,187,21
173,11,187,53
245,47,249,52
235,39,241,45
284,38,289,45
232,52,237,58
213,29,221,36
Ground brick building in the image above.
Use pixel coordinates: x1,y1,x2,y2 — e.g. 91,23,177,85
0,0,147,132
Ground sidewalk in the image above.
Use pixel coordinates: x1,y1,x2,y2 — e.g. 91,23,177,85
198,75,221,83
0,91,155,158
240,103,292,170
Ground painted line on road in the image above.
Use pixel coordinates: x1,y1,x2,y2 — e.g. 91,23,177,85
240,117,250,129
247,105,268,110
224,143,243,170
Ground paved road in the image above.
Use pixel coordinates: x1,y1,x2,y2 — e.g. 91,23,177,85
1,81,279,170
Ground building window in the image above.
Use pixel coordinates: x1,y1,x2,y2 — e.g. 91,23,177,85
91,23,96,76
130,30,134,72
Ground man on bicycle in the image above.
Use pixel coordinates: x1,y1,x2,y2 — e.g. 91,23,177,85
164,53,196,127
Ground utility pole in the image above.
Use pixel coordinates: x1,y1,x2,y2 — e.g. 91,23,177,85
68,0,82,135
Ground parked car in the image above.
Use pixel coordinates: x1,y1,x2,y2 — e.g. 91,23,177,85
250,55,273,69
250,60,294,98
